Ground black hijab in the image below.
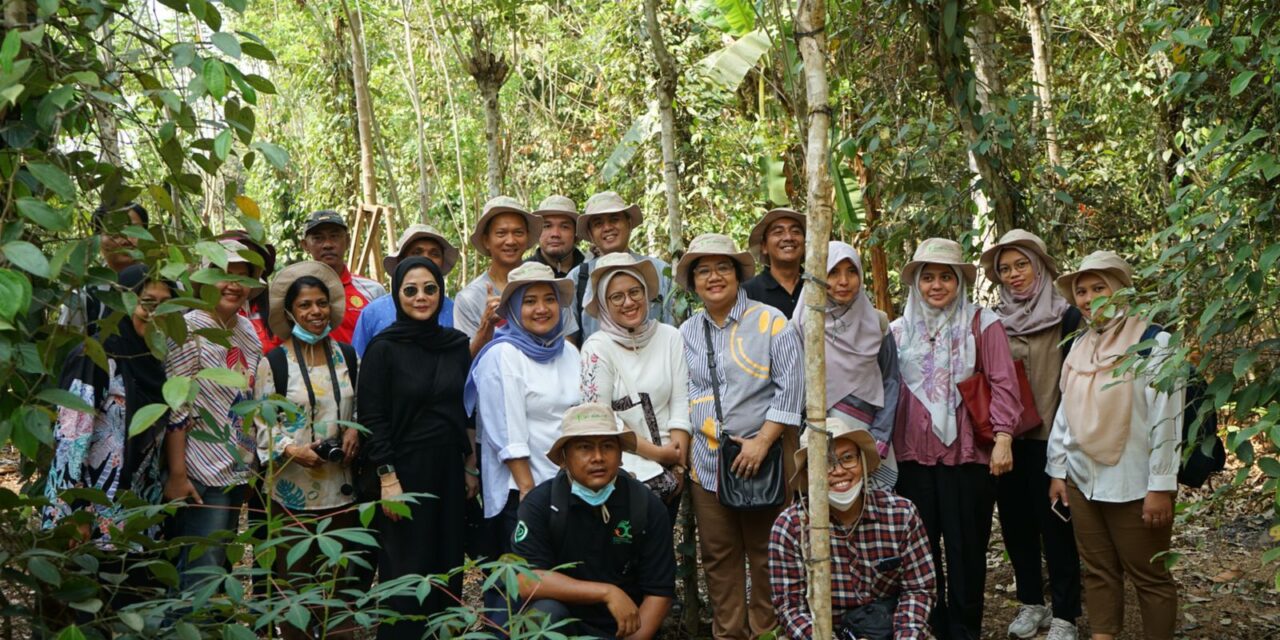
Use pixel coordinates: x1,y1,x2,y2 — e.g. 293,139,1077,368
368,257,469,353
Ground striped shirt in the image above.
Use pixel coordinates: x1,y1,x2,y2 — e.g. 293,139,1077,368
165,310,262,487
681,290,803,492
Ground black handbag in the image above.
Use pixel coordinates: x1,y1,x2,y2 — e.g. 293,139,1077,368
704,319,785,511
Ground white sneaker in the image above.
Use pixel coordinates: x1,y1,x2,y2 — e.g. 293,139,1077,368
1007,604,1052,638
1046,618,1078,640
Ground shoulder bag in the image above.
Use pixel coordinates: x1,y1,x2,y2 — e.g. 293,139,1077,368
956,312,1042,446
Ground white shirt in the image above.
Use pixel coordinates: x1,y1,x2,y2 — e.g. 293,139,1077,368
580,324,692,481
473,342,581,517
1046,331,1184,503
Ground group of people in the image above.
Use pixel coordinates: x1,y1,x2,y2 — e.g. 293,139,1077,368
42,195,1186,640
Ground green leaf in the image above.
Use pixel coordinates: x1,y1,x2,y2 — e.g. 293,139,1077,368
213,129,232,160
203,59,227,99
196,367,248,389
1229,70,1257,97
119,611,144,632
0,268,32,320
67,599,102,614
53,625,85,640
1234,351,1260,379
942,0,958,39
16,197,70,231
0,30,20,73
223,0,247,12
240,41,275,62
222,624,256,640
26,163,76,200
28,557,61,586
211,32,241,59
171,43,196,69
1258,457,1280,479
2,241,51,278
251,141,289,170
128,403,170,437
36,388,95,414
163,377,194,411
601,108,657,183
699,29,772,90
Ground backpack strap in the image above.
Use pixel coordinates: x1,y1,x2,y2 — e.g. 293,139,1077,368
337,341,359,390
550,470,570,555
1059,306,1083,358
267,346,289,397
1137,324,1164,358
572,261,593,343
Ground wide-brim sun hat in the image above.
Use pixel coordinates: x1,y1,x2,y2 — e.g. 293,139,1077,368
469,196,540,257
1054,250,1134,301
978,229,1060,286
576,191,643,239
546,402,638,465
383,224,461,276
793,414,881,481
496,261,576,312
267,261,346,340
674,233,756,290
748,208,806,262
585,252,660,318
900,237,977,286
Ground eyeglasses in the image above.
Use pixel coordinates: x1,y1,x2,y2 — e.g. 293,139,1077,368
997,259,1032,276
606,286,646,307
401,283,440,298
693,262,735,281
827,452,862,472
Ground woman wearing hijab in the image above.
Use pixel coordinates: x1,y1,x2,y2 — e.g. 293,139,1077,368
793,241,901,490
580,252,691,520
891,238,1021,640
359,257,475,639
1047,251,1181,640
44,264,176,542
979,230,1083,640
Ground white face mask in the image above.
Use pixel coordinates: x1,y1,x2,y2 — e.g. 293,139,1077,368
828,480,863,510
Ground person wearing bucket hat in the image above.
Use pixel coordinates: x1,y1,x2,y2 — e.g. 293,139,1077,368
300,210,387,347
216,229,283,354
579,253,692,520
462,261,582,619
350,224,460,356
511,403,675,639
60,201,151,333
162,238,264,592
743,208,807,318
565,191,675,344
454,196,541,341
980,230,1084,639
768,415,937,640
676,233,804,640
1046,251,1182,640
526,195,586,278
792,241,902,491
889,237,1022,640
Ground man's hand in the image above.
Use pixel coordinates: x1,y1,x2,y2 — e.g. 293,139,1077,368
1142,490,1174,529
729,434,775,479
989,434,1013,476
164,475,202,504
604,586,640,638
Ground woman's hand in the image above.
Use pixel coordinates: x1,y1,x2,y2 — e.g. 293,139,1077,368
1142,490,1174,529
729,434,774,479
286,443,323,468
341,429,360,465
381,474,404,521
656,441,683,466
989,434,1014,476
464,469,480,500
164,475,202,504
1048,478,1069,508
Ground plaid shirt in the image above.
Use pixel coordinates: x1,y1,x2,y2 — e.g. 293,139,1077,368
768,489,936,639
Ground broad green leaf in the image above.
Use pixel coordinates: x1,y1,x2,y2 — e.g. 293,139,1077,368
36,388,95,414
211,32,241,59
163,377,194,411
196,367,248,389
171,43,196,69
942,0,958,38
223,0,247,12
53,625,86,640
27,163,75,200
203,59,227,99
67,599,102,614
2,241,51,278
1229,70,1256,96
128,403,170,437
251,141,289,170
0,30,20,73
0,268,32,320
699,29,772,90
16,197,70,231
28,557,61,586
223,624,255,640
241,41,274,62
1258,457,1280,478
119,611,144,632
601,107,657,183
213,129,232,160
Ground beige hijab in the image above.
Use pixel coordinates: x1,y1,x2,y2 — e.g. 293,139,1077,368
1059,271,1147,466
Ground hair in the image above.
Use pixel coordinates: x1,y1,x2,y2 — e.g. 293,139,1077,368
283,276,330,315
689,256,744,283
92,202,149,231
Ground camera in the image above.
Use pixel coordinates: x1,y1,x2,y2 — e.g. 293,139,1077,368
314,437,345,463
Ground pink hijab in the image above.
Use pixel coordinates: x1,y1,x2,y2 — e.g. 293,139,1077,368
993,247,1070,336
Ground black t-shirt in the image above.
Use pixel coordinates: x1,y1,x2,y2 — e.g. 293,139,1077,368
742,267,803,319
513,475,676,633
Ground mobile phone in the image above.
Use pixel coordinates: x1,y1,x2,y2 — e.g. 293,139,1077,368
1050,499,1071,522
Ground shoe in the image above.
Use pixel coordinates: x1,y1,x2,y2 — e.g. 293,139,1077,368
1045,618,1077,640
1007,604,1051,638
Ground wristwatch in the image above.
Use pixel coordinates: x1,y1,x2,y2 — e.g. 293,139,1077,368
377,464,396,477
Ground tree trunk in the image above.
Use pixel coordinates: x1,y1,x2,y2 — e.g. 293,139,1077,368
852,154,895,319
1024,0,1062,169
343,0,378,204
94,17,121,166
399,0,433,219
795,2,834,637
642,0,683,257
465,22,510,199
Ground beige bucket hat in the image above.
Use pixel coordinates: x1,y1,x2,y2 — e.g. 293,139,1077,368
1054,250,1134,300
383,224,461,276
533,195,580,221
496,261,576,312
901,238,978,286
748,208,806,262
792,414,881,482
674,233,756,290
469,196,540,257
576,191,643,239
267,261,345,339
546,402,638,465
584,252,660,318
978,229,1060,286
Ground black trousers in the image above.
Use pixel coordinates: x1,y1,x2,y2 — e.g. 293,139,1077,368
995,438,1082,621
895,462,995,640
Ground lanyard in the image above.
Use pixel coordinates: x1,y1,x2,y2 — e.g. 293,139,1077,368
292,337,343,439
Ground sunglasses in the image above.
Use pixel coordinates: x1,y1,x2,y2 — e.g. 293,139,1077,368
401,283,440,298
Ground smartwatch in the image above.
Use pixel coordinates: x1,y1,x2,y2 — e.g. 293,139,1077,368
377,464,396,477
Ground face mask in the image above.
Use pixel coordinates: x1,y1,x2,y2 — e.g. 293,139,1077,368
288,312,332,344
828,480,863,511
570,478,616,507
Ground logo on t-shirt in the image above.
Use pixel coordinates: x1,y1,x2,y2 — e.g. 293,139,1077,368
513,520,529,543
612,520,632,545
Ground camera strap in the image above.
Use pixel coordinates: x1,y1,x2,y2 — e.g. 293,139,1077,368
292,337,343,442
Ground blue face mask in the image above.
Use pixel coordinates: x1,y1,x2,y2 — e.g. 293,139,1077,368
570,478,616,507
288,312,332,344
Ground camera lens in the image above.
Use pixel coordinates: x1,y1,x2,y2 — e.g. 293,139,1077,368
340,483,354,496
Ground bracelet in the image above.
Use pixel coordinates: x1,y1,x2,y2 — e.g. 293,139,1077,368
464,467,480,477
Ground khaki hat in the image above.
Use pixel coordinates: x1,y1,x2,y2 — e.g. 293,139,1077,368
585,253,660,318
1054,250,1134,300
793,414,881,480
675,233,755,290
978,229,1060,286
901,238,977,286
577,191,642,239
546,402,638,465
748,208,806,262
533,195,580,222
383,224,461,276
267,261,346,340
496,261,576,312
469,196,540,257
200,239,266,292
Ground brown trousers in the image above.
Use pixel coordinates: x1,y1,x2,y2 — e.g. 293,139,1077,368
690,481,783,640
1068,484,1177,639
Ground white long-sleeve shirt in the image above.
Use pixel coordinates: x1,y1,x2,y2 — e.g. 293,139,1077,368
1046,330,1184,503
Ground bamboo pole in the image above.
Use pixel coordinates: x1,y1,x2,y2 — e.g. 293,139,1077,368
796,0,834,637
